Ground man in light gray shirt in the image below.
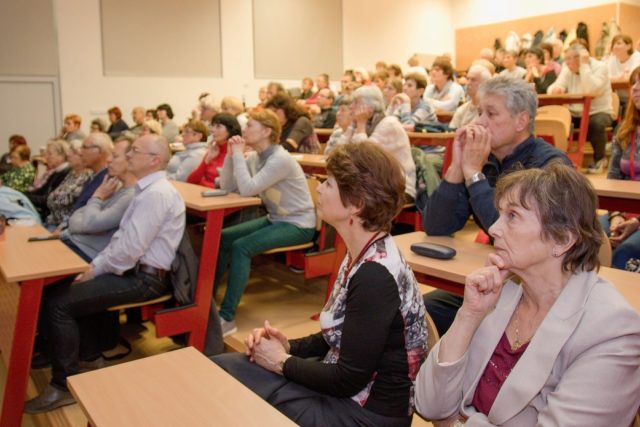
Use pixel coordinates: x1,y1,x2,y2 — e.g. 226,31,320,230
166,119,208,181
25,134,186,414
60,138,137,261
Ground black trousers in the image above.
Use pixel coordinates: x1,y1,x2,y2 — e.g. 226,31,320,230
212,353,412,427
42,270,168,389
572,112,612,163
423,290,463,337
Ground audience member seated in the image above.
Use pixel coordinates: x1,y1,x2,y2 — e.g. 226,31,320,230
265,93,318,153
69,132,113,214
299,77,314,100
0,144,35,192
156,103,179,144
353,68,371,85
375,60,388,73
187,113,241,188
548,43,613,173
129,106,146,135
221,96,248,130
266,81,286,101
213,141,427,427
540,42,562,78
423,57,465,112
24,134,185,414
166,120,208,181
335,85,416,201
305,73,331,105
388,63,403,79
58,114,86,142
382,79,403,110
324,96,353,156
336,70,356,105
0,134,27,174
371,69,389,92
499,49,526,80
197,94,219,133
45,140,92,228
523,46,558,94
26,139,71,219
60,137,137,262
90,118,106,133
388,72,437,132
406,53,428,78
450,65,492,129
312,89,336,129
140,119,163,136
423,77,571,336
106,106,129,140
600,66,640,270
606,34,640,114
145,109,158,121
215,110,316,335
415,163,640,426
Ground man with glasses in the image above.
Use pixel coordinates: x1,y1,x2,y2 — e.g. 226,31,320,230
166,119,208,181
25,134,186,413
71,132,113,212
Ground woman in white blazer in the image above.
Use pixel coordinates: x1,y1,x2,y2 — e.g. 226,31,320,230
415,162,640,426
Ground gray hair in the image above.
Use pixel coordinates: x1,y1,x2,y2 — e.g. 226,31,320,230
46,138,70,159
467,64,492,82
85,132,114,155
565,43,587,56
353,85,385,114
69,139,83,154
477,76,537,133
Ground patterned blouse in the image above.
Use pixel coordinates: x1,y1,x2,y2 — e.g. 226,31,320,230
1,163,36,193
45,169,92,226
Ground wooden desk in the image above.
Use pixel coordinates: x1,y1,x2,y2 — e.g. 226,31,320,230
611,81,630,91
588,176,640,213
538,93,595,168
291,153,326,175
394,232,640,312
0,225,88,427
68,347,296,427
162,182,261,351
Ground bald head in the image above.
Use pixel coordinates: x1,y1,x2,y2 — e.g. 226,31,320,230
139,134,170,169
132,106,145,125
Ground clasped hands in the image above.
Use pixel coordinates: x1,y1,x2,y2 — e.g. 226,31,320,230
445,123,492,184
244,320,291,375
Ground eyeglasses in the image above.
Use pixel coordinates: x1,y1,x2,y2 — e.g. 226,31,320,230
130,146,159,156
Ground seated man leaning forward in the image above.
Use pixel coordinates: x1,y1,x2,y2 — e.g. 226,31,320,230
166,119,208,181
24,134,185,413
422,76,571,337
415,163,640,426
213,141,427,427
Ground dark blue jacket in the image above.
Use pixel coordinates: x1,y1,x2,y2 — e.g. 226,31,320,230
72,168,108,212
423,136,572,235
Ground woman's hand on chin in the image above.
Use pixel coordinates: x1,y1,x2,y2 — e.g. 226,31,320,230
461,253,509,321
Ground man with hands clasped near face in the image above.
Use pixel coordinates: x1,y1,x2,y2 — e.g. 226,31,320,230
422,77,571,336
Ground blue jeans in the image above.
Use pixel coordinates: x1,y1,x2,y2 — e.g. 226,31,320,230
599,214,640,270
214,216,315,321
42,270,169,389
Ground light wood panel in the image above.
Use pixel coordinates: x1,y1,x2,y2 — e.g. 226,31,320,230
619,3,640,54
455,4,617,69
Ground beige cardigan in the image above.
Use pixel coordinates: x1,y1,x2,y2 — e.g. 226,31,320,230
415,271,640,426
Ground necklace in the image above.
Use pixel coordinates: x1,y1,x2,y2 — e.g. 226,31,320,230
341,231,385,287
511,297,531,351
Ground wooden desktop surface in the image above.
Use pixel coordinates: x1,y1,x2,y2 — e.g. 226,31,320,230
394,232,639,312
588,176,640,201
171,181,262,211
537,93,597,103
0,224,88,282
68,347,297,427
291,153,326,168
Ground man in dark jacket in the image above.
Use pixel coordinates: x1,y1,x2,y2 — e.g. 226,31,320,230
422,76,571,336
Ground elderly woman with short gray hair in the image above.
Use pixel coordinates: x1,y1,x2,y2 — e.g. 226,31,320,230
334,85,417,201
26,139,71,219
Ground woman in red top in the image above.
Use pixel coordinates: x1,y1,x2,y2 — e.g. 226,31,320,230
187,113,241,188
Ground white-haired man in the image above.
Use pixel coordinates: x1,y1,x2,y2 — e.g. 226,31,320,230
25,134,185,413
449,65,493,129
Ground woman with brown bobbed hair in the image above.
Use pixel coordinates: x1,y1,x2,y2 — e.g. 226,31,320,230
213,141,427,427
264,93,319,153
106,106,129,140
601,65,640,270
0,144,35,192
415,162,640,426
607,34,640,114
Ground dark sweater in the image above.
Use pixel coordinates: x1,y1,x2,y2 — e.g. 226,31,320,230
423,135,571,235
